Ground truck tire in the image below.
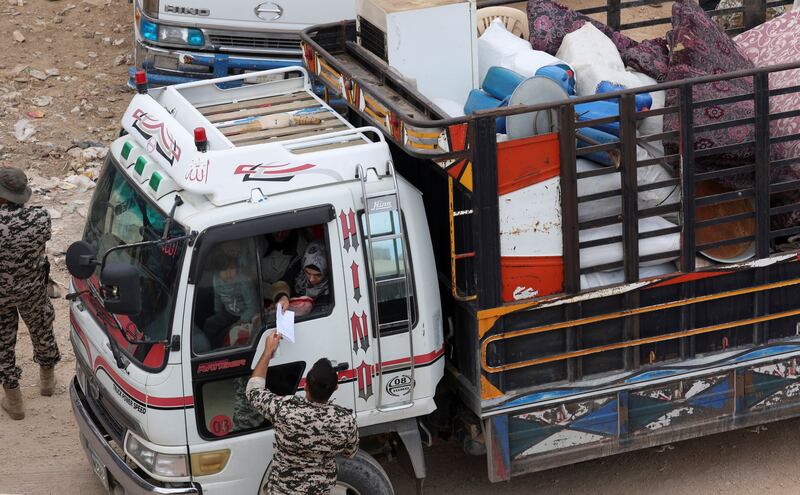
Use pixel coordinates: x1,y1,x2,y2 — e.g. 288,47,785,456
333,450,394,495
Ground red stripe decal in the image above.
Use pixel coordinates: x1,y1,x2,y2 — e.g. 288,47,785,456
377,346,445,371
70,313,92,363
647,270,733,289
297,346,445,389
94,356,194,408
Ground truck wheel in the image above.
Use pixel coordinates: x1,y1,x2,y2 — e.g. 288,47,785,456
333,450,394,495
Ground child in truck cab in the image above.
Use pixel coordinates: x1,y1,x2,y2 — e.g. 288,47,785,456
199,252,261,352
273,241,331,317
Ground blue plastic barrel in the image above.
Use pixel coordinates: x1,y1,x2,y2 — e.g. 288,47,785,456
595,81,653,112
535,64,575,95
464,89,508,133
576,126,619,166
575,100,621,137
482,66,525,101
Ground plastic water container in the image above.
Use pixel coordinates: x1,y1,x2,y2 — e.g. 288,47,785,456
535,64,575,95
576,126,619,166
575,100,621,137
464,89,508,133
596,81,653,112
482,66,525,101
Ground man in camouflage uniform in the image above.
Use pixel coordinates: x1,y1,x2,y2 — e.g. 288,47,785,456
0,167,60,420
246,333,359,494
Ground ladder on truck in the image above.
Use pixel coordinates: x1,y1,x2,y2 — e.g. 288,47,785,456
359,162,415,411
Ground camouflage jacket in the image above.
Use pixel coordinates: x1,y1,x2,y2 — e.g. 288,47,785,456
0,203,51,303
246,377,359,495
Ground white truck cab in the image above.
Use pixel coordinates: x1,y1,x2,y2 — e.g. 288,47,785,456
67,67,443,494
132,0,356,86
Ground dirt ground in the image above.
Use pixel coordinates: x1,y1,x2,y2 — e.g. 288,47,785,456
1,1,797,494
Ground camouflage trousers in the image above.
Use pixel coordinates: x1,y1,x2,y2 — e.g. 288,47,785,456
0,285,60,388
232,376,266,431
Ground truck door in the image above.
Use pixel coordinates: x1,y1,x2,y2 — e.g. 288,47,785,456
181,204,356,491
337,183,419,413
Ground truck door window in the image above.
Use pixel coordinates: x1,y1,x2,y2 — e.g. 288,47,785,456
192,238,263,355
196,361,306,439
261,225,334,322
360,211,417,336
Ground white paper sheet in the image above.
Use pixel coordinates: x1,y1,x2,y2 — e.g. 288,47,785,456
277,309,295,343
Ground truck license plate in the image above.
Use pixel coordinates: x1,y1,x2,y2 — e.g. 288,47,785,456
91,452,109,490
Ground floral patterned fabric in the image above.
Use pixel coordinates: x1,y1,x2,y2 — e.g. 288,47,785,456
623,38,670,82
527,0,670,82
735,10,800,162
526,0,637,56
662,0,758,192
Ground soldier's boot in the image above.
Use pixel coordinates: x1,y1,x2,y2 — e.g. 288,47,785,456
1,385,25,420
40,366,56,397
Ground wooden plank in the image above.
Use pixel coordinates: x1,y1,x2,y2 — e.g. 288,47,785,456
207,98,318,123
197,91,310,116
229,119,350,144
222,113,340,137
291,140,364,154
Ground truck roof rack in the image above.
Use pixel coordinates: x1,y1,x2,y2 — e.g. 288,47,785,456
118,67,390,206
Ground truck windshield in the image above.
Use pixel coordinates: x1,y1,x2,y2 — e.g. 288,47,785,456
81,156,186,352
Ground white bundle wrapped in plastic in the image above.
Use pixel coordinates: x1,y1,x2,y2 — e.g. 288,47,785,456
577,158,680,223
556,23,642,97
477,18,570,85
581,262,677,290
579,216,680,269
629,70,666,158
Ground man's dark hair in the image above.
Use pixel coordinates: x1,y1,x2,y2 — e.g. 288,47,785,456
306,358,338,402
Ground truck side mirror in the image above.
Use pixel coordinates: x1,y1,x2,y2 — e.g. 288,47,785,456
66,241,98,280
100,262,142,315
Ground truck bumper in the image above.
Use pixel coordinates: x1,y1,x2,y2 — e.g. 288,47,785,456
70,378,200,495
131,39,302,87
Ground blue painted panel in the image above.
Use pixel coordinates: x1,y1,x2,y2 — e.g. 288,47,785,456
628,394,678,431
687,379,731,411
570,399,619,436
491,416,512,478
732,345,800,363
508,417,558,459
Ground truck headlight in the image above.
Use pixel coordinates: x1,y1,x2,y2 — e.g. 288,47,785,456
125,433,189,478
159,26,205,46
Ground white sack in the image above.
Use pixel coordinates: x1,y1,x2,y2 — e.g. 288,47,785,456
581,262,676,290
478,18,532,86
576,156,681,223
508,49,567,79
556,23,642,96
579,216,680,269
477,18,571,85
628,69,666,158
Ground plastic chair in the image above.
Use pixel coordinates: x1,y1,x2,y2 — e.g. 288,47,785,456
476,6,530,39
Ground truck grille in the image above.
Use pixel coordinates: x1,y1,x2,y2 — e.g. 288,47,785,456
84,384,126,444
208,33,302,54
358,16,387,62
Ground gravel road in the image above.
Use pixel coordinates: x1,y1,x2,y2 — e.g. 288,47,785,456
3,1,797,494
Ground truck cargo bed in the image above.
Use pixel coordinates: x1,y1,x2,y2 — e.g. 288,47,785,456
301,0,800,480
